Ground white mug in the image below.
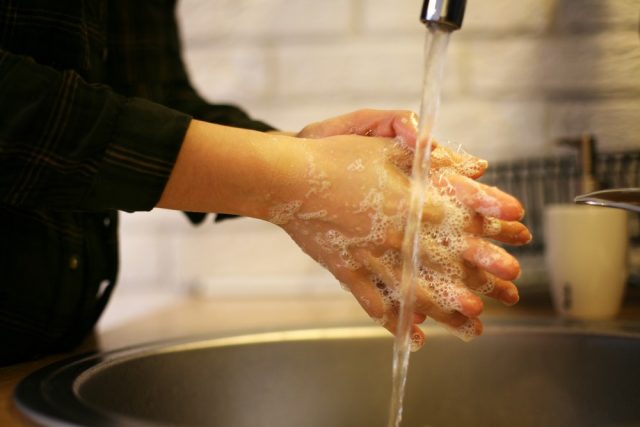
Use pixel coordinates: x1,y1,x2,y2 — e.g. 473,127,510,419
543,204,629,320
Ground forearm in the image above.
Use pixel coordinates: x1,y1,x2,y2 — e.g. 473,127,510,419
157,119,300,219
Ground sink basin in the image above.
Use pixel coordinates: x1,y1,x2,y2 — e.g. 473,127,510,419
15,322,640,427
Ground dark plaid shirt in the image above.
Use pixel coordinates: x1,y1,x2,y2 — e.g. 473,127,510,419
0,0,272,365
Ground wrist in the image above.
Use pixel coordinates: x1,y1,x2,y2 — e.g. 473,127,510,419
157,120,304,219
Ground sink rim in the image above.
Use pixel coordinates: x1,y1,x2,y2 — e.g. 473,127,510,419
14,319,640,427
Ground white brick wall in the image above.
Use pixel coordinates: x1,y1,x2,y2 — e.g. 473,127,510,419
115,0,640,296
179,0,640,158
178,0,352,42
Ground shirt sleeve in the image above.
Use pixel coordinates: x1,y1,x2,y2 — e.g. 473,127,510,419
0,48,191,212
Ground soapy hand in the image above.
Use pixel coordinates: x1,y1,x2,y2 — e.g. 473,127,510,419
268,112,531,350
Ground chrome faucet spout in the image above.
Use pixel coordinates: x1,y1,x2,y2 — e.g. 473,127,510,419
420,0,466,31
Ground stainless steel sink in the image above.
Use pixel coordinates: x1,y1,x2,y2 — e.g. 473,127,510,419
15,321,640,427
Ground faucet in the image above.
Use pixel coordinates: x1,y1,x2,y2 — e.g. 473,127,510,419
420,0,467,31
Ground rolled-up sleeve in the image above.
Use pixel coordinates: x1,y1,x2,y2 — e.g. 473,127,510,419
0,49,191,212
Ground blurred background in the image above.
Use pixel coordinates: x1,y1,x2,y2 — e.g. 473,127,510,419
99,0,640,330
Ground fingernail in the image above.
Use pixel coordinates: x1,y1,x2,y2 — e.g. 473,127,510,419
518,228,533,244
502,287,520,306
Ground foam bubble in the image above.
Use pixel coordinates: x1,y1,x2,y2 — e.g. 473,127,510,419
468,187,501,218
432,143,486,178
305,153,332,198
380,250,402,270
474,250,500,270
388,140,413,175
268,201,302,225
296,210,328,220
347,158,365,172
372,315,387,327
482,217,502,236
475,274,496,295
410,333,423,352
446,318,479,342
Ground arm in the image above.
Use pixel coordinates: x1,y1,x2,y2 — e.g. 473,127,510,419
158,119,531,349
0,48,190,212
156,109,422,215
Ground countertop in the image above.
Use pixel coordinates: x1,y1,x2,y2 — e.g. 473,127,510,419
3,289,640,427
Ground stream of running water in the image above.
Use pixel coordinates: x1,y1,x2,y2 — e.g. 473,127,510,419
386,24,452,427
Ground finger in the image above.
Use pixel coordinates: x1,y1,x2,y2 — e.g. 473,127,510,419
385,138,488,180
347,109,418,147
352,243,484,343
430,145,488,179
346,275,427,351
415,286,484,327
374,270,482,344
436,174,524,221
357,249,484,325
462,236,521,281
337,265,425,334
344,275,388,323
413,312,427,324
416,274,484,341
464,266,520,305
378,305,427,352
466,215,532,246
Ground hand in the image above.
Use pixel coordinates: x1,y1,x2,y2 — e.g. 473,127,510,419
296,109,419,147
268,135,530,350
296,108,487,178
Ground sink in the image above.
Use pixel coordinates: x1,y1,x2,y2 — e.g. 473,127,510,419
15,321,640,427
